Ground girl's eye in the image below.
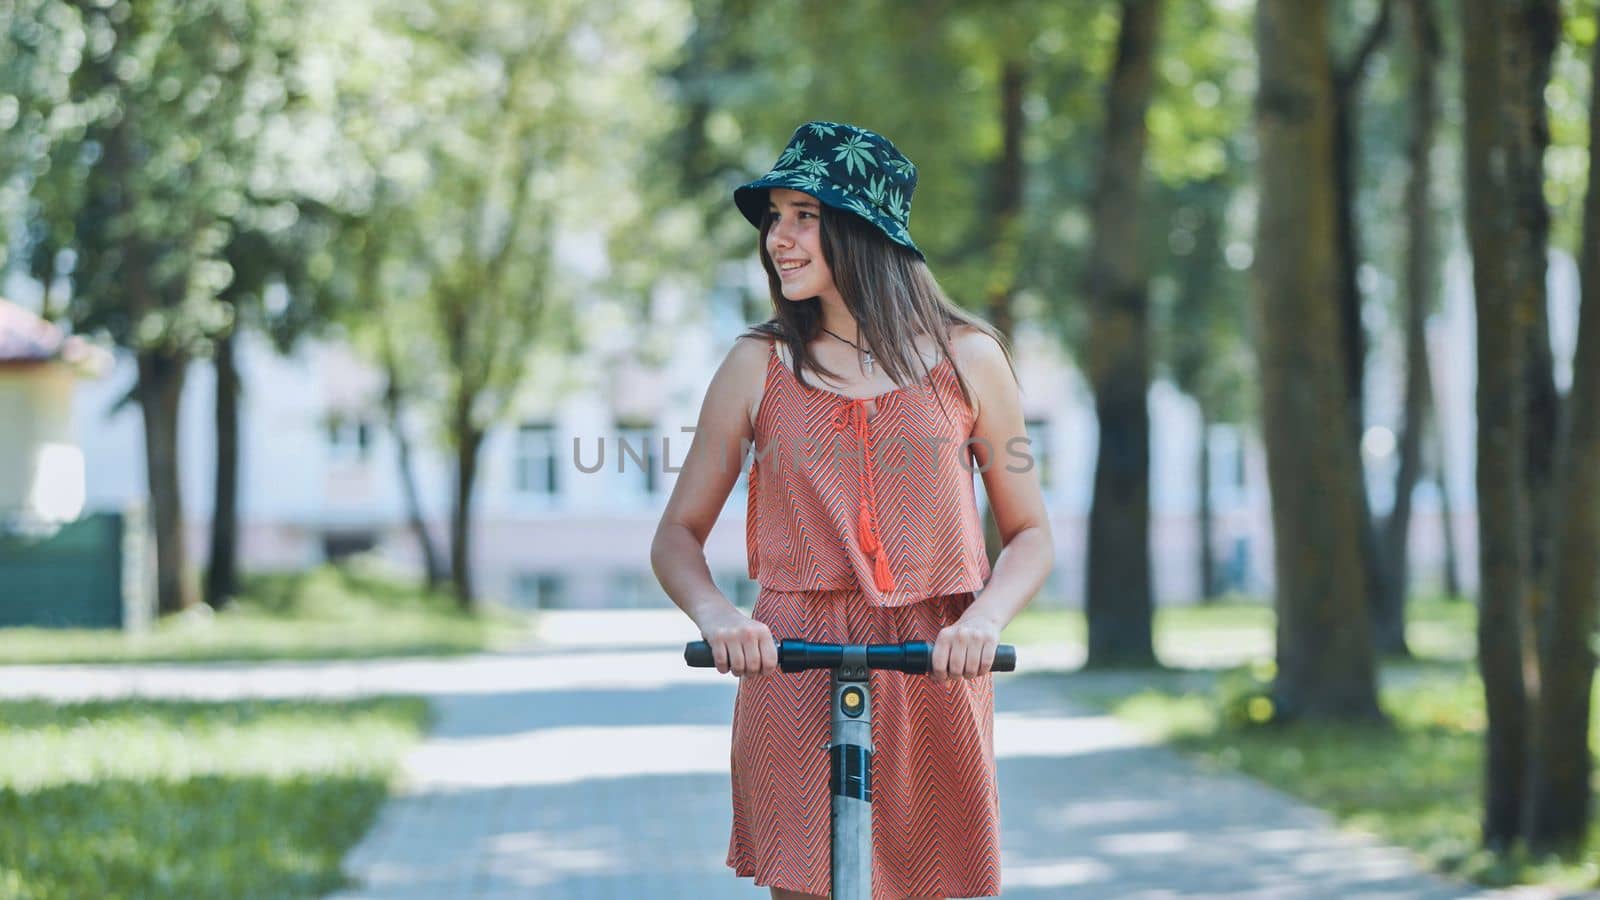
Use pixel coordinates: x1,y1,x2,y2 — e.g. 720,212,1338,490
766,210,816,223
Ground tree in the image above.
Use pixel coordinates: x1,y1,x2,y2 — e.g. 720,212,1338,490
3,1,85,317
1254,0,1382,721
315,4,452,591
1329,0,1405,656
201,4,326,610
405,4,575,607
23,0,311,615
1144,0,1256,606
1505,0,1564,661
1523,21,1600,856
338,0,666,607
1461,0,1531,851
1161,175,1253,603
1082,0,1164,669
356,207,450,590
1375,0,1442,653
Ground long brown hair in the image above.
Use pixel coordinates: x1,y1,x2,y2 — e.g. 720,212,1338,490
742,204,1018,421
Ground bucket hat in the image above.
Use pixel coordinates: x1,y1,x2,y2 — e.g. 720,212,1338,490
733,121,924,260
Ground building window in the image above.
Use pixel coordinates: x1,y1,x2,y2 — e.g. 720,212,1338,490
1022,418,1052,490
512,572,569,609
326,417,373,463
515,422,560,497
715,569,759,609
322,530,378,561
610,571,670,609
617,423,659,498
1208,424,1249,506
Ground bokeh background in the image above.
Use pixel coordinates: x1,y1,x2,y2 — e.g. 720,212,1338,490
3,0,1600,896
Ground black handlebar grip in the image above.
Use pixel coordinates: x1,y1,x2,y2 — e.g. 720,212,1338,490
686,640,1016,672
685,640,715,667
894,642,1017,673
993,644,1016,672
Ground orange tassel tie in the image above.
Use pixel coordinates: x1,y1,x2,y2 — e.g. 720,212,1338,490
836,399,898,593
858,507,879,553
872,551,896,592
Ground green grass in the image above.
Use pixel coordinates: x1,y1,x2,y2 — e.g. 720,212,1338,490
0,562,533,664
0,695,432,899
1057,596,1600,893
1002,595,1476,662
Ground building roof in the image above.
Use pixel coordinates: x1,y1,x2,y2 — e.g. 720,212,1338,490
0,299,111,373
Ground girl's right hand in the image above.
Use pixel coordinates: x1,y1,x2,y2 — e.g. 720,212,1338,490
696,608,779,678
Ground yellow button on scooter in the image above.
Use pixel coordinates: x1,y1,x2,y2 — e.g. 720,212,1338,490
841,686,864,717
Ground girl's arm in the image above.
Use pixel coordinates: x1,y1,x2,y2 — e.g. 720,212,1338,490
650,335,779,678
933,327,1057,682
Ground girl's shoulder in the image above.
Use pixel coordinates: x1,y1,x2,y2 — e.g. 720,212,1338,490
724,333,777,431
947,323,1001,360
945,324,1012,421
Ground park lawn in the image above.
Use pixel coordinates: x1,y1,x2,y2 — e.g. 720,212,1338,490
1001,596,1476,663
0,563,533,664
1061,597,1600,893
0,695,431,899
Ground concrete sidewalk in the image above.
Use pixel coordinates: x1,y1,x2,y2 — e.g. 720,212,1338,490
0,611,1583,899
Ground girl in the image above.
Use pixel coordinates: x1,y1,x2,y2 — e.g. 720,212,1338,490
651,121,1054,900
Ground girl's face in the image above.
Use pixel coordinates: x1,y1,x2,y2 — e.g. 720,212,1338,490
765,188,840,304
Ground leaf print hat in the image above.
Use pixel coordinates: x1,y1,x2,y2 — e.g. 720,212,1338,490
734,120,925,260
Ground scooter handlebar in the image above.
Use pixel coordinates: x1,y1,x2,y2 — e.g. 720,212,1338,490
684,639,1016,673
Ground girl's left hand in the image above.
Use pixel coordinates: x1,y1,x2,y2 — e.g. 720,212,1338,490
930,614,1002,683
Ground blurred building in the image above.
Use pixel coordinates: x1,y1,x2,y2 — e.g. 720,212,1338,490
0,299,150,629
0,299,107,524
31,242,1571,612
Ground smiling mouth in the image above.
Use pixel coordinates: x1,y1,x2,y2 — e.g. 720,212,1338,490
778,261,809,276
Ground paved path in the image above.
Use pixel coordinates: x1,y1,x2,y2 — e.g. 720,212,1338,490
0,612,1585,899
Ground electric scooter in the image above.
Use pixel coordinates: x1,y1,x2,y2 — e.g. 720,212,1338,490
686,638,1017,900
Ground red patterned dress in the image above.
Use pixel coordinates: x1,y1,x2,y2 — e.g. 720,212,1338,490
726,338,1001,899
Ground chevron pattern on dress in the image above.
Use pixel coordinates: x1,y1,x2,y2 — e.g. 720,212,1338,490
746,339,992,607
725,587,1002,899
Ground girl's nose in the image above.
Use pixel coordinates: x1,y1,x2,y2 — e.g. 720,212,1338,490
769,217,795,247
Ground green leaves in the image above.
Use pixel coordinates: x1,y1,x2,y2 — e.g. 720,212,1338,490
5,0,321,348
832,133,878,177
797,155,830,176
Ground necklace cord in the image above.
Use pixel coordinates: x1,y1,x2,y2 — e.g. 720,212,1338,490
820,326,869,355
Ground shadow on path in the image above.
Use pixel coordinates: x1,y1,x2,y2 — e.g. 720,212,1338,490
330,643,1533,900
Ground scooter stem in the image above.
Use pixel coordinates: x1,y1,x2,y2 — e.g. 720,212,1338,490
831,644,873,900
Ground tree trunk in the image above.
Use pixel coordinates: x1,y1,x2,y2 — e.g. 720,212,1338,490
449,392,485,610
383,359,446,589
1376,0,1441,658
1331,0,1396,657
1433,413,1465,595
1506,0,1562,693
1083,0,1162,668
1254,0,1382,721
357,197,446,592
33,245,59,324
1198,405,1217,603
137,349,194,615
1523,27,1600,856
980,58,1026,569
984,58,1025,341
1462,0,1531,851
1435,442,1463,600
204,327,241,609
